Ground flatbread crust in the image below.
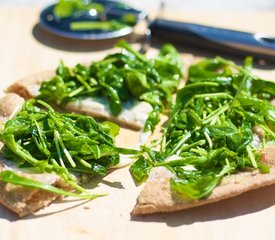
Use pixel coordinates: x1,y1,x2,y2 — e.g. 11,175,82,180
132,146,275,215
0,162,70,217
0,93,70,217
0,92,25,123
6,71,152,131
6,70,55,100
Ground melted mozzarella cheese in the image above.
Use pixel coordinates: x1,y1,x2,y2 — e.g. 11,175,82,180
67,97,153,128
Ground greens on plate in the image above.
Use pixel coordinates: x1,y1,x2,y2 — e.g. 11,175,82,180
53,0,140,31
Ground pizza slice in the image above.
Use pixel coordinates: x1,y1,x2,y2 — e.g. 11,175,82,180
131,56,275,215
132,149,275,214
7,41,183,132
0,93,71,217
0,93,134,217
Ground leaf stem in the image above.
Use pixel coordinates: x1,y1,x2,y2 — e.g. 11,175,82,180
169,131,192,155
54,130,66,168
246,145,258,168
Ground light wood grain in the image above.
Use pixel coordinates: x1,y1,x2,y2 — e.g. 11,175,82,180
1,6,275,240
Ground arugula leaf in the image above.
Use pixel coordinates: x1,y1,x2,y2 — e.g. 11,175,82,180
38,41,183,131
130,156,153,184
170,174,221,200
131,56,275,200
0,170,103,200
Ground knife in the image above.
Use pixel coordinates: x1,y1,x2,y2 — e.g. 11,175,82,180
149,18,275,61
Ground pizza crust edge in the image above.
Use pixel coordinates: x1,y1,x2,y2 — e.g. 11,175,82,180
132,146,275,215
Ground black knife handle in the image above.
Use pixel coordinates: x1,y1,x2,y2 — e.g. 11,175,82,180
149,18,275,60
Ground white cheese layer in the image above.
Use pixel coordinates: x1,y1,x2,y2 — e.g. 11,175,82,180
66,97,153,130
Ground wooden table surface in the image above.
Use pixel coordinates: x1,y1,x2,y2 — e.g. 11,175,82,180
1,6,275,240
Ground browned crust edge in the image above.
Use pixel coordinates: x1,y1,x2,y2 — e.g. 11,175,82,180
0,166,69,217
6,70,55,99
132,146,275,215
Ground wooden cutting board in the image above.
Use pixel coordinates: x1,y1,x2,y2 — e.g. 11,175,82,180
1,6,275,240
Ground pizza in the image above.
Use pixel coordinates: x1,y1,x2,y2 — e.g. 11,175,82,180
2,44,275,217
0,93,72,217
132,150,275,214
130,56,275,214
6,70,153,131
0,93,135,217
6,41,183,132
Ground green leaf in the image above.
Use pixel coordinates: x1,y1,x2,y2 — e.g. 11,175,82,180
125,71,149,96
54,0,105,19
170,175,221,200
0,170,103,200
130,156,153,184
54,1,74,18
101,121,120,137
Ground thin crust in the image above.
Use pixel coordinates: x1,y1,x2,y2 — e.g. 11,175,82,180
0,93,25,123
6,70,55,99
132,146,275,215
0,162,70,217
0,93,70,217
6,71,152,131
